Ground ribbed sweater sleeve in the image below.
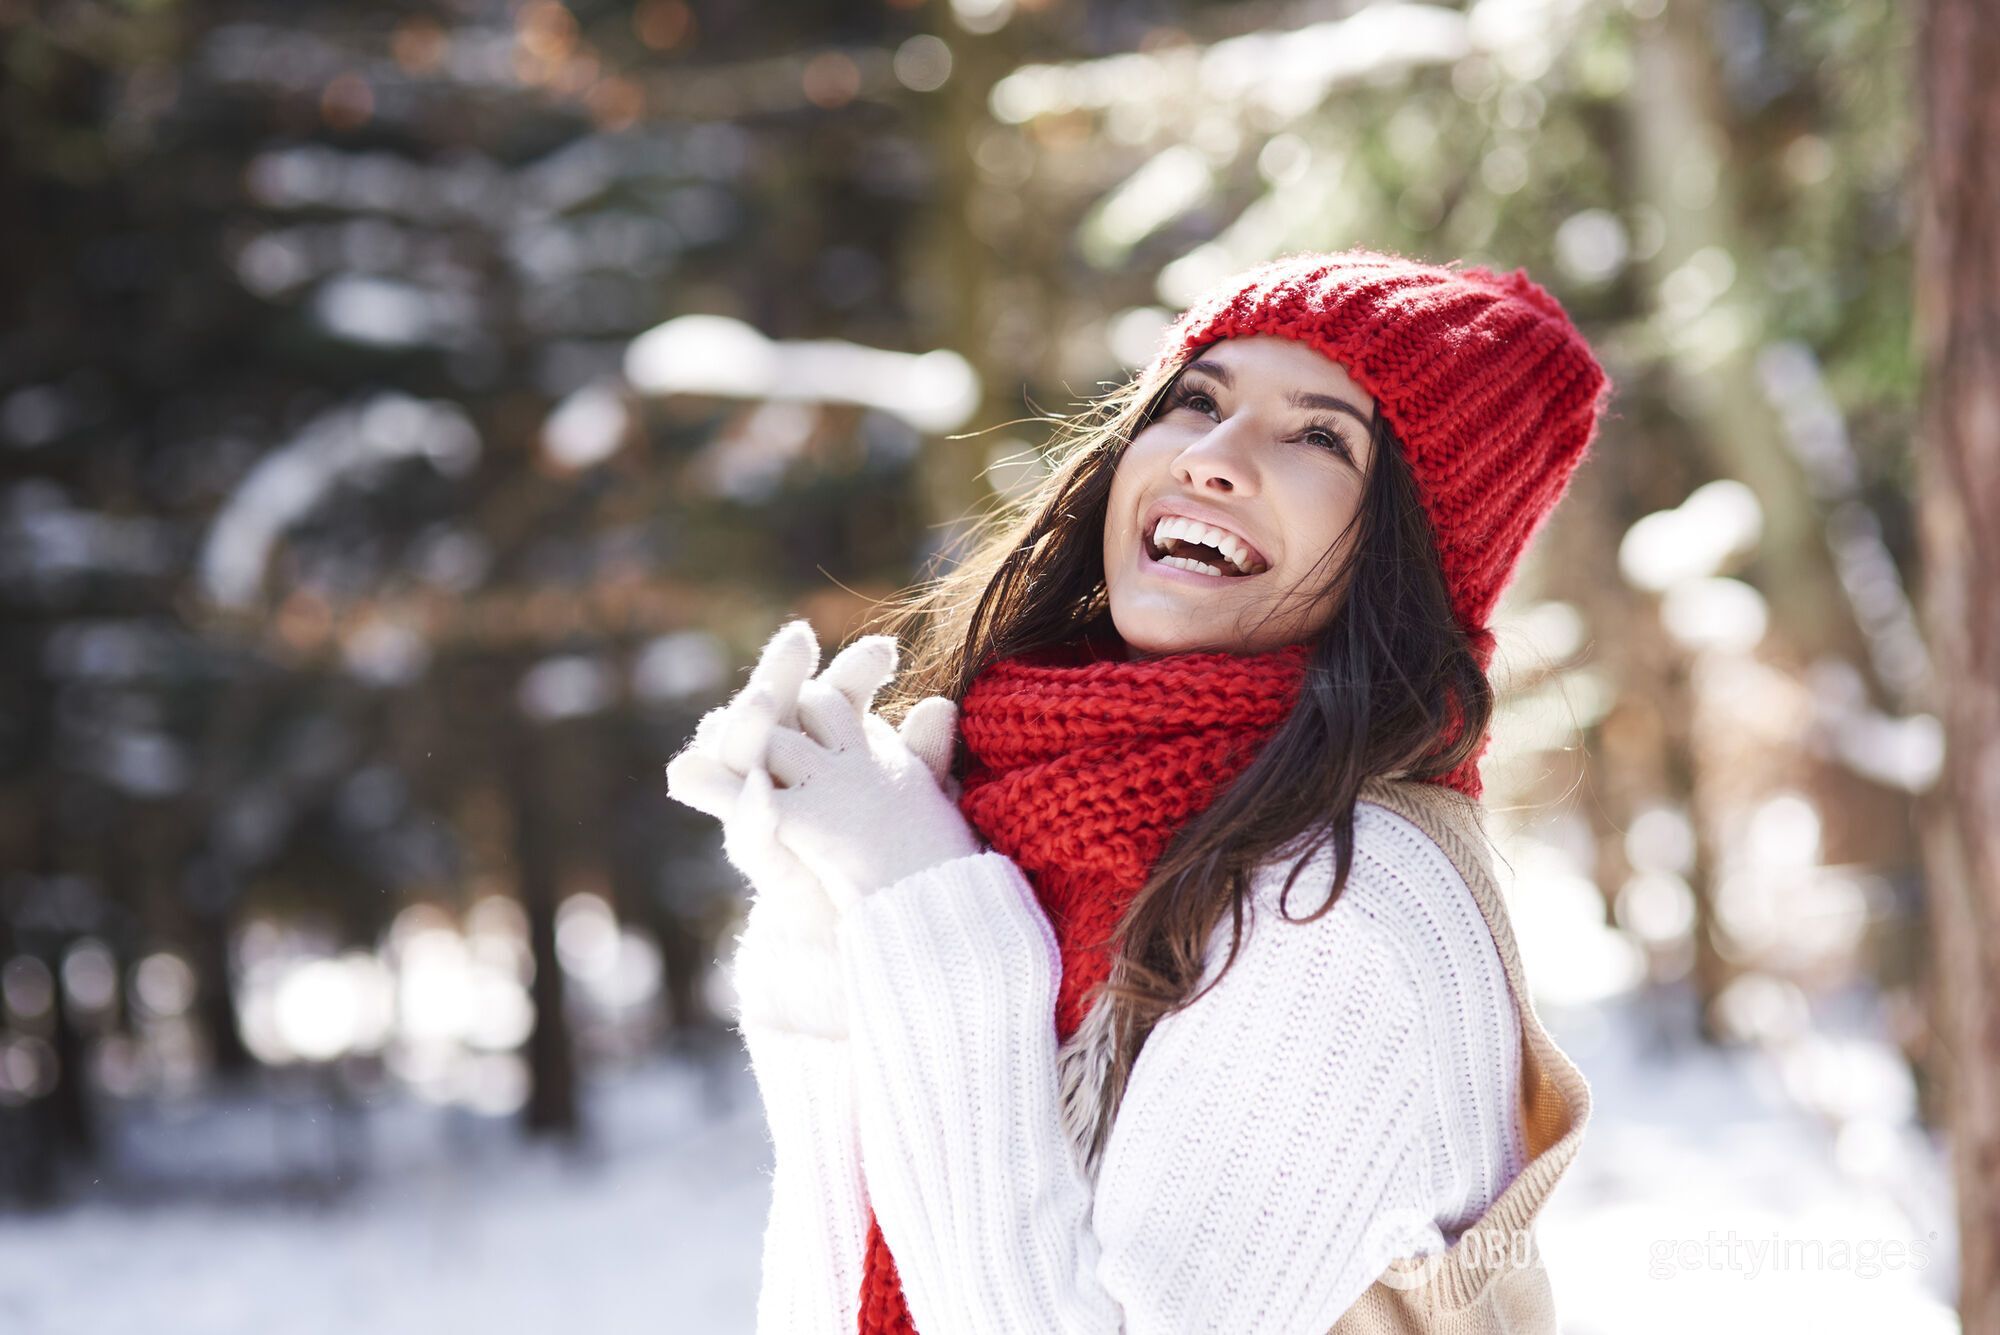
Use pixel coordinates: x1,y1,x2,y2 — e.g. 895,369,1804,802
832,805,1522,1334
738,1023,873,1334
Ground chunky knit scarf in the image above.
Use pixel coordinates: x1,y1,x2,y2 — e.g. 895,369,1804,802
854,626,1313,1334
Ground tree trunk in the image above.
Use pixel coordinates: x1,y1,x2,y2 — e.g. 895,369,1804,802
1911,0,2000,1325
189,883,254,1078
510,719,580,1141
1623,0,1856,654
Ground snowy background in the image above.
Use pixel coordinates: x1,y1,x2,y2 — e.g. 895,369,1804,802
0,0,1950,1328
0,970,1959,1334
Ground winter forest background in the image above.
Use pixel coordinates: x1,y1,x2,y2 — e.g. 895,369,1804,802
4,0,1997,1330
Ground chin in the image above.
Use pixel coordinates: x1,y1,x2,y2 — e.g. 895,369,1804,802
1110,599,1314,660
1107,606,1234,658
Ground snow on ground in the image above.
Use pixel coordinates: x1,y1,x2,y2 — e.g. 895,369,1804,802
1539,991,1959,1335
0,1034,772,1335
0,995,1962,1335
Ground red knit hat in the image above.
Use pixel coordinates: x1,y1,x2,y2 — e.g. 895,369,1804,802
1143,247,1614,677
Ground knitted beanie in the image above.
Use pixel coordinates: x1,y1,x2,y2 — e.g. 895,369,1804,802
1142,247,1614,677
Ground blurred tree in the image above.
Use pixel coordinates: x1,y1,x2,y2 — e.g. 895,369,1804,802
0,0,1948,1264
1912,0,2000,1323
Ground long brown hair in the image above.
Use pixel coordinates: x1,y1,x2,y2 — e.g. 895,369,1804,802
858,341,1494,1170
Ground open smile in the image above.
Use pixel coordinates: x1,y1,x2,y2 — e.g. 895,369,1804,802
1139,508,1269,582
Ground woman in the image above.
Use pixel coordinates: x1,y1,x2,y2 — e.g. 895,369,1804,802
668,248,1612,1334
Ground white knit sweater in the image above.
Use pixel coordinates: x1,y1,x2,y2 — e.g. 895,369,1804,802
736,799,1527,1334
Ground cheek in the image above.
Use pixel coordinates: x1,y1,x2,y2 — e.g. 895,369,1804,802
1270,469,1365,573
1104,437,1167,538
1104,467,1132,533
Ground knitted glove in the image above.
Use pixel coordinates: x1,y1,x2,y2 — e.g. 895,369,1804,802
665,620,898,1038
763,675,979,911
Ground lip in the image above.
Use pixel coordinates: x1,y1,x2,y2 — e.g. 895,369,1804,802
1140,497,1272,573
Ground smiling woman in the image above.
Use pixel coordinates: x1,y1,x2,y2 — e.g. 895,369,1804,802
670,248,1615,1335
1106,334,1385,656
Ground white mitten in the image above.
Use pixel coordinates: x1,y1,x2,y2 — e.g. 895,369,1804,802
764,682,980,911
664,620,899,1038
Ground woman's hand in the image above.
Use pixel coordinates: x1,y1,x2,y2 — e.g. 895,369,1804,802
762,676,981,912
664,619,900,1036
667,620,882,898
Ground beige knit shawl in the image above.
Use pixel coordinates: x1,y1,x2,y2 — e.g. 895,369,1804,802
1052,775,1594,1333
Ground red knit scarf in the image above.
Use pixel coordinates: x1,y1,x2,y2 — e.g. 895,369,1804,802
854,626,1312,1334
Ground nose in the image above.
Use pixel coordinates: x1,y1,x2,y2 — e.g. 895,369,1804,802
1173,416,1260,495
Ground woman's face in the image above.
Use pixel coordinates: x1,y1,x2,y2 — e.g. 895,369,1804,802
1102,334,1378,659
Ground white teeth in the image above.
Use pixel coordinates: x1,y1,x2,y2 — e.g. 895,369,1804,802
1150,515,1256,574
1156,554,1227,577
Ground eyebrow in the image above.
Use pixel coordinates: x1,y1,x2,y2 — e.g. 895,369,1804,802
1182,358,1374,432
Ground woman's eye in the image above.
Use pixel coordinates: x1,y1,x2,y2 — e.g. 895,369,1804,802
1170,386,1352,457
1305,427,1356,459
